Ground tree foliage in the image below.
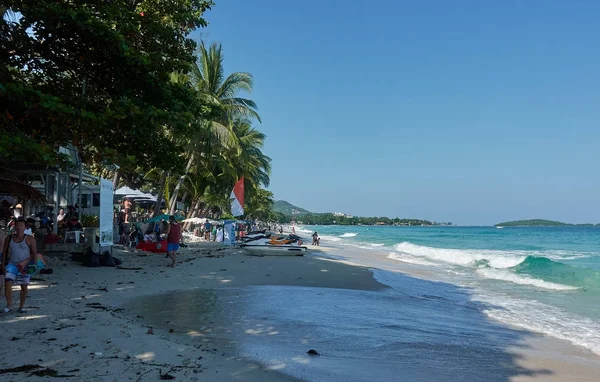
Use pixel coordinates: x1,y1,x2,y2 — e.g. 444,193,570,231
1,2,278,222
275,213,450,226
1,0,213,171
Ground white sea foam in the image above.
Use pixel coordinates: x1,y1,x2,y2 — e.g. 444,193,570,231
387,252,439,267
476,268,578,291
357,243,386,250
373,268,600,356
320,235,342,242
474,291,600,356
340,232,358,238
393,242,527,269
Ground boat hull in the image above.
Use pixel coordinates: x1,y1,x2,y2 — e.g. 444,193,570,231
240,244,307,256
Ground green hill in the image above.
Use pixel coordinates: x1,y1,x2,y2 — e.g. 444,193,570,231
495,219,569,227
273,200,311,215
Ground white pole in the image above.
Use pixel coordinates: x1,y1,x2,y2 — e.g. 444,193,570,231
53,173,59,234
78,159,83,221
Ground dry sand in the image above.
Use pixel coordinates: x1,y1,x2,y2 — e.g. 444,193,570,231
0,243,599,381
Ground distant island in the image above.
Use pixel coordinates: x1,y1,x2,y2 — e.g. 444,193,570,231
272,200,451,226
495,219,597,227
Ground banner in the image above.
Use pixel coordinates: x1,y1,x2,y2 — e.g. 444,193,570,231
230,177,244,217
224,221,236,245
99,178,114,246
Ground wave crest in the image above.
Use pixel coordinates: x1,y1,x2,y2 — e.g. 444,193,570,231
393,242,526,268
477,268,578,291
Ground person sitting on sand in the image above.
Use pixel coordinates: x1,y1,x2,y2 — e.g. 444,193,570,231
143,226,156,243
166,215,182,267
2,217,38,313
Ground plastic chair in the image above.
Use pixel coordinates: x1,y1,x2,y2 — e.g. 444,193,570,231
64,230,82,243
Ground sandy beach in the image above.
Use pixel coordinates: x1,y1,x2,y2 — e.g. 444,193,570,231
1,243,599,381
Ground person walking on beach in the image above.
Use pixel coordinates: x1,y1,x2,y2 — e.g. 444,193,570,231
166,215,181,267
1,217,38,313
204,221,211,241
312,232,319,246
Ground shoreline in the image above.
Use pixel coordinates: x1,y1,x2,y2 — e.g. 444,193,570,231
0,243,384,381
1,243,599,381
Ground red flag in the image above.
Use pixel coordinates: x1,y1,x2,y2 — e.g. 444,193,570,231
230,178,244,216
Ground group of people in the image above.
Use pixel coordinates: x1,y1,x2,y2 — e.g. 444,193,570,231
137,216,182,267
197,222,231,242
312,232,321,246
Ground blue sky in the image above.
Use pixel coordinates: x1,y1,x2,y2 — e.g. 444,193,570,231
197,1,600,225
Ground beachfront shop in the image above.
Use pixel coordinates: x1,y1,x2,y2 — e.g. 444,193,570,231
0,146,114,255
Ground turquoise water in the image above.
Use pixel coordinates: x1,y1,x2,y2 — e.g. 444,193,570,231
296,225,600,354
130,226,600,381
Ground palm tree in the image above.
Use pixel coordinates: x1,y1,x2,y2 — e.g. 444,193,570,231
167,41,261,214
193,41,261,123
228,118,271,191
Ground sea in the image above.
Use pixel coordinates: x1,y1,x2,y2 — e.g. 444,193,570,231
130,226,600,381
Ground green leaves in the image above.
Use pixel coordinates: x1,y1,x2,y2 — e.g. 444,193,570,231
1,0,212,171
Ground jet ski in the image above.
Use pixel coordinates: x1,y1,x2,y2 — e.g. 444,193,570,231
240,233,307,256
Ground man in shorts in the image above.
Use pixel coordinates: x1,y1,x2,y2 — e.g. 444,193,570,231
166,215,181,267
1,216,38,313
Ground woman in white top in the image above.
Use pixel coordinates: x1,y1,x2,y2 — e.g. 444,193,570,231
1,217,37,313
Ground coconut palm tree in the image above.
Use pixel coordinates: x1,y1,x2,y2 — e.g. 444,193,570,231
167,41,261,214
228,118,271,191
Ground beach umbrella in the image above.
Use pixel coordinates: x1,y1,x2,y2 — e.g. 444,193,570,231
114,186,152,200
0,177,46,203
145,214,184,223
124,194,157,202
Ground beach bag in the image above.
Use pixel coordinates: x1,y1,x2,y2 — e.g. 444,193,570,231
83,248,100,267
100,251,115,267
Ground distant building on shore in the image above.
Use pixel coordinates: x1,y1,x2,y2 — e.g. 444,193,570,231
333,212,353,218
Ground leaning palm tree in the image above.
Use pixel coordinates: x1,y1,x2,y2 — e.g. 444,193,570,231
167,41,261,214
228,118,271,190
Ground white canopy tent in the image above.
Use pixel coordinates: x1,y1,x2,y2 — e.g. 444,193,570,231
114,186,142,196
115,187,157,202
182,217,219,225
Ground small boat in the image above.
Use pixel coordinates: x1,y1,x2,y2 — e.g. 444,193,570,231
496,226,504,229
240,243,307,256
240,233,307,256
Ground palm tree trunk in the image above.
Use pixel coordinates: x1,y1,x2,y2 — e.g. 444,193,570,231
112,169,120,190
169,151,194,215
153,170,168,217
181,192,189,207
183,199,200,231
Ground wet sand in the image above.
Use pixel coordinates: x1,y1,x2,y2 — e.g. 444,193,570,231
0,243,599,381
